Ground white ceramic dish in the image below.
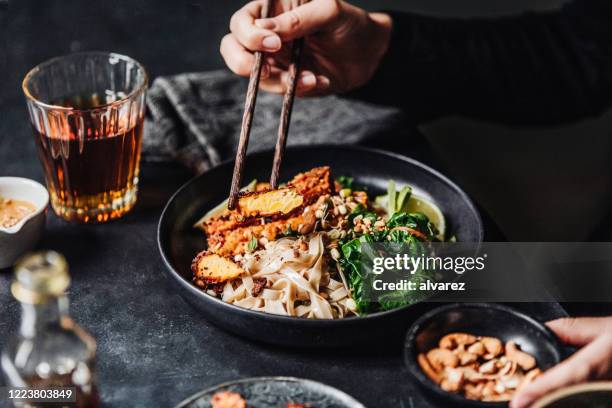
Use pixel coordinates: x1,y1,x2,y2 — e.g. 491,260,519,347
0,177,49,269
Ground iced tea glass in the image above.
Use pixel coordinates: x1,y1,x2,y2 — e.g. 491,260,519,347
22,52,148,223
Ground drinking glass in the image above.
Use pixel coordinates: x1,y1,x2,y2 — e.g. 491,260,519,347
22,52,148,223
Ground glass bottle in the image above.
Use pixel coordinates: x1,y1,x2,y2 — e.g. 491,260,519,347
1,251,100,407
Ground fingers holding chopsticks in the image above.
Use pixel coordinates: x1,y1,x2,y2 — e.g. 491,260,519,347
229,1,282,53
221,0,340,96
253,0,342,42
221,34,270,77
228,0,340,50
221,34,330,95
260,68,330,96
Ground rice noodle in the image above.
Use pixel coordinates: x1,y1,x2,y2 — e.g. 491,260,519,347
220,232,357,319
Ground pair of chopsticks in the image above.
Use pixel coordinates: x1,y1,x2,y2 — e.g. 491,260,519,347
228,0,308,210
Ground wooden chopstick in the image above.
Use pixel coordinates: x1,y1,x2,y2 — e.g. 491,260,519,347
270,0,308,189
228,0,273,210
229,0,310,206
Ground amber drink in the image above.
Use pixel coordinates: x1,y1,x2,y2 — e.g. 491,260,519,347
23,53,147,223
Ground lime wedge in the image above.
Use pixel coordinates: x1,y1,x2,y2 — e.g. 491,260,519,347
404,194,446,240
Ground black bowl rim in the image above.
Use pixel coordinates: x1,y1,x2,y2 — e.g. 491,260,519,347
403,303,565,407
157,144,484,327
173,376,366,408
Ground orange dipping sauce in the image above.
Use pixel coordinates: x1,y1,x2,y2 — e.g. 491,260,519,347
0,197,37,228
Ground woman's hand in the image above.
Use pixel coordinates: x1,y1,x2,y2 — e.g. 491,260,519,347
220,0,392,96
511,317,612,408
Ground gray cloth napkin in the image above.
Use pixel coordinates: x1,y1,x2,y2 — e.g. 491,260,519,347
143,70,406,174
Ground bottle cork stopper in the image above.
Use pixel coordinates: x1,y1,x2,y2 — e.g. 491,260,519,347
11,251,70,304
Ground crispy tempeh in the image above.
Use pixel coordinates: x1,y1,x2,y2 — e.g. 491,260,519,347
203,167,332,236
237,187,303,218
289,166,333,203
206,197,323,257
191,252,245,285
210,391,246,408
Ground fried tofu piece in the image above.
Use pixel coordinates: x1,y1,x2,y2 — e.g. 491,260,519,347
203,167,332,237
211,391,246,408
191,252,245,285
237,187,303,218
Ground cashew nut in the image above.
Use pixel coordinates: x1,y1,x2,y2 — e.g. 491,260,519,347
440,367,464,392
420,333,541,402
479,359,499,374
505,341,536,371
453,344,466,355
426,348,459,371
467,341,485,356
440,380,457,393
494,380,506,394
482,381,497,398
501,374,521,389
439,332,478,349
464,382,485,400
484,392,513,402
459,352,478,365
418,353,442,384
521,367,542,387
481,337,503,359
498,360,518,378
457,366,480,382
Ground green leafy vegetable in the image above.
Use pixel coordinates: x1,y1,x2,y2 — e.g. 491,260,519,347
246,236,258,252
396,186,412,212
336,175,354,189
337,203,437,315
337,175,368,192
282,227,299,237
380,180,412,215
340,235,376,313
387,180,396,215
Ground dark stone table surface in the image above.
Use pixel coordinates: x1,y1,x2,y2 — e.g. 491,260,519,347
0,158,567,408
0,1,570,407
0,101,567,408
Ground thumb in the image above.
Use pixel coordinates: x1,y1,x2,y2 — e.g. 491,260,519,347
254,0,342,42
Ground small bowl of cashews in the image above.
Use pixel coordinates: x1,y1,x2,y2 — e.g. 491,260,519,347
404,303,566,407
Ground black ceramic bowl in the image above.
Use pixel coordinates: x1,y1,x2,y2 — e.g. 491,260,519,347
158,145,483,347
404,303,565,407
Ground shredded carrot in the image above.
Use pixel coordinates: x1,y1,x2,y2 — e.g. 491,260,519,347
390,226,430,241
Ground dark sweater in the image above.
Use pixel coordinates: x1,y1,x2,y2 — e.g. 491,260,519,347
350,1,612,126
